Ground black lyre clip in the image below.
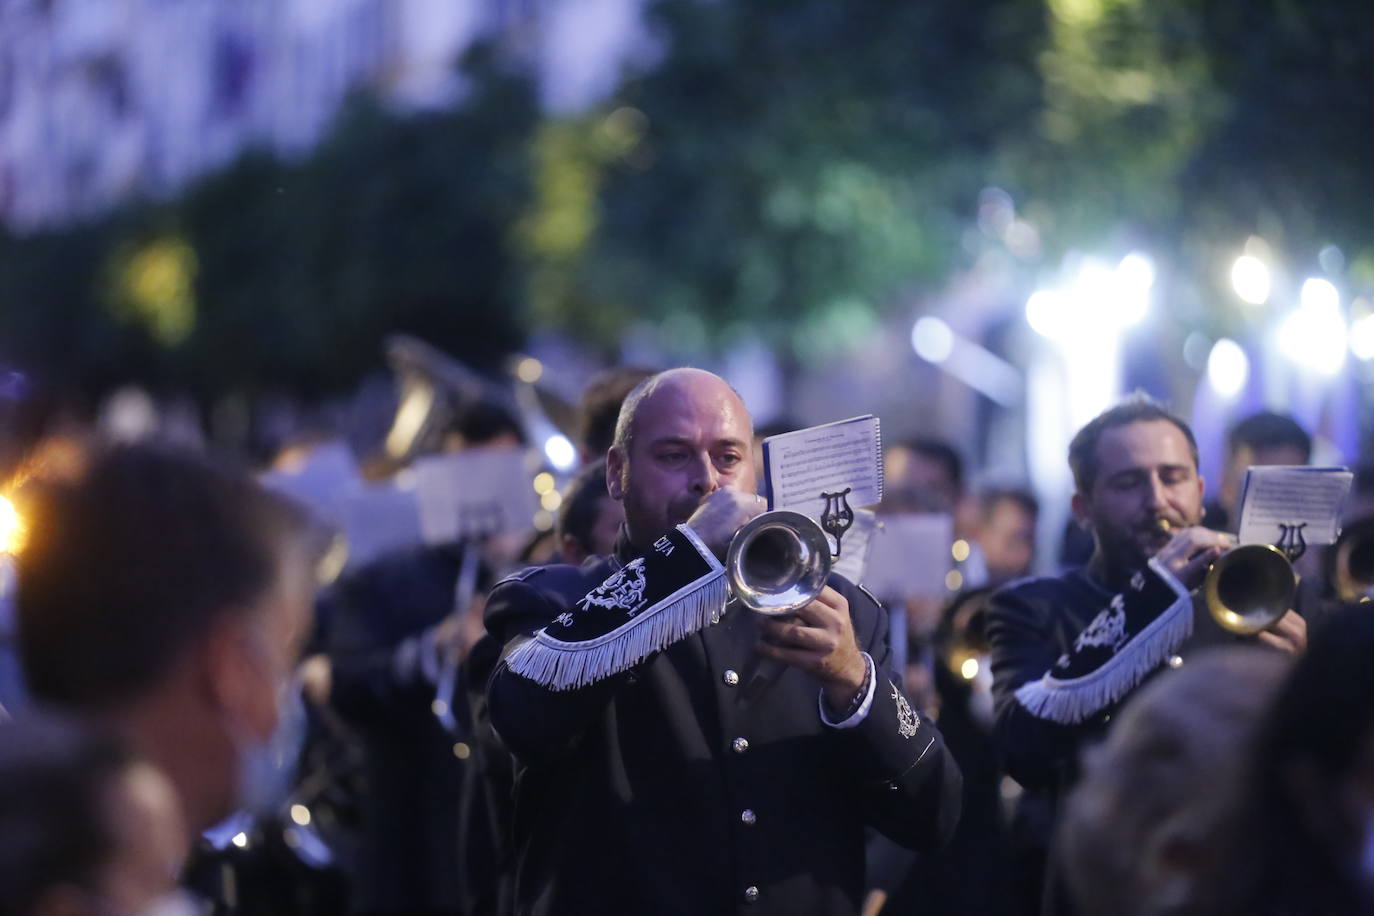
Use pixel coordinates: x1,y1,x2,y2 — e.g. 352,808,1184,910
1276,521,1308,562
819,488,855,558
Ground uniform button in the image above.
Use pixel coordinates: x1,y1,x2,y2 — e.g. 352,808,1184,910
1167,654,1184,669
743,886,760,904
723,669,740,686
732,737,750,754
740,808,757,826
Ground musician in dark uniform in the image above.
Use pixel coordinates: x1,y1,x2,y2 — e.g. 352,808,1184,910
985,396,1307,913
484,368,961,916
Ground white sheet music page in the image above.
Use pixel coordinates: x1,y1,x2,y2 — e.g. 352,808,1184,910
412,447,539,545
864,513,955,600
829,508,878,585
762,415,883,519
1236,465,1354,548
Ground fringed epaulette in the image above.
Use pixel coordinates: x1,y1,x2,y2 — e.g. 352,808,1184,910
1013,558,1191,724
503,525,727,690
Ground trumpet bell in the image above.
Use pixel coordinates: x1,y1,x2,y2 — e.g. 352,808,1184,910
1334,517,1374,603
1204,543,1297,635
726,510,832,616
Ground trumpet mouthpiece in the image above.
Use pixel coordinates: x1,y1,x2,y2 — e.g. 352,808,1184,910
1155,518,1172,533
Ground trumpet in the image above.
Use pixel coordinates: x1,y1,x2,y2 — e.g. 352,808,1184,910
1333,517,1374,602
1156,519,1296,636
725,510,832,615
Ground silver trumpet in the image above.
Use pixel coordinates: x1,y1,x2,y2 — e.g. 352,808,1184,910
725,510,832,615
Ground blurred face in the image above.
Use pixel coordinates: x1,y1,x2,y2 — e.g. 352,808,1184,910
884,448,959,514
980,498,1037,585
607,371,755,547
1073,420,1205,571
241,545,316,738
1221,442,1310,516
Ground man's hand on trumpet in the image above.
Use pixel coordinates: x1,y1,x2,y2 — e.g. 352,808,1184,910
1152,522,1235,591
757,585,869,712
684,487,766,559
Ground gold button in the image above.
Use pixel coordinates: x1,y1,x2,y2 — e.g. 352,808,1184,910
723,669,740,686
740,808,757,826
732,737,750,754
743,886,760,903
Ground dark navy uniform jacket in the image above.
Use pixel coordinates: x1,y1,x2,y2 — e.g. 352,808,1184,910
484,533,962,916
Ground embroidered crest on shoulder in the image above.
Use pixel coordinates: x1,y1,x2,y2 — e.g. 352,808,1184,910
577,557,649,615
553,611,575,628
892,682,920,738
1074,593,1129,653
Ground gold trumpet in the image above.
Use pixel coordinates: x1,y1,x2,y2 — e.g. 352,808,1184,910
1156,519,1296,636
1333,517,1374,603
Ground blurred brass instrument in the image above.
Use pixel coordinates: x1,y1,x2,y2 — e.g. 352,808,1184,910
1333,517,1374,602
726,510,832,615
1156,518,1297,636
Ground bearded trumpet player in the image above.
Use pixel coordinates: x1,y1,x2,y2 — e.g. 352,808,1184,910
483,369,961,916
985,396,1308,915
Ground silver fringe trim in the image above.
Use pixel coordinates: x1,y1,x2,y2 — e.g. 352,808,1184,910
1013,562,1193,725
504,570,729,690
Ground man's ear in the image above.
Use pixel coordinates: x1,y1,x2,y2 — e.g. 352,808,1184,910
1070,491,1092,530
606,447,626,501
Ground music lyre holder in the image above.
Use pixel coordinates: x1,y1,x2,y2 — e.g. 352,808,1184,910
819,488,854,558
1275,521,1307,562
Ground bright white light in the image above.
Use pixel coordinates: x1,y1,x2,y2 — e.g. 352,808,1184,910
1278,282,1348,377
1206,338,1249,398
1300,277,1340,312
232,833,249,849
1350,315,1374,361
1028,254,1154,342
543,434,577,471
1025,290,1069,340
0,496,22,554
1113,253,1153,326
1117,252,1155,292
911,316,954,363
1231,255,1271,305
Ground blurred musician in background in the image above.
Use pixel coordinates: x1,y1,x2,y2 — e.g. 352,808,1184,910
14,444,319,842
0,712,193,916
1204,411,1311,535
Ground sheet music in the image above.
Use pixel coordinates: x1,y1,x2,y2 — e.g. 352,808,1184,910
830,508,878,585
412,447,539,545
763,415,882,519
1236,465,1353,548
863,513,954,600
338,483,423,570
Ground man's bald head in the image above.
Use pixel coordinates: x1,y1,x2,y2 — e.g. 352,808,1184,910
606,368,756,547
612,368,752,456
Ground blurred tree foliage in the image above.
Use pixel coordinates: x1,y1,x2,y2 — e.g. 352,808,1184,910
0,44,536,404
518,0,1047,360
3,0,1373,399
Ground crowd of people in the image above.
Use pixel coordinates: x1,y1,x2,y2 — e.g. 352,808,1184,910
1,362,1371,916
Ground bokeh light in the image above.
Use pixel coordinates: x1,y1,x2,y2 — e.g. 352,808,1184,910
1206,338,1249,398
1230,255,1271,305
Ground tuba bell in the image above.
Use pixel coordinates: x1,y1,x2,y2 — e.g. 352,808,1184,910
725,510,833,615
